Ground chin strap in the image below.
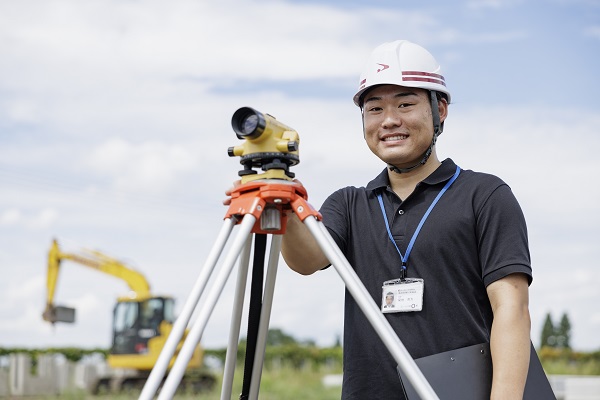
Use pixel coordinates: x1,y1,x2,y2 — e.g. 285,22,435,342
388,91,442,174
387,136,436,174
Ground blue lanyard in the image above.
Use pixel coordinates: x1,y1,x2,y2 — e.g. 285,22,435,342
377,165,461,279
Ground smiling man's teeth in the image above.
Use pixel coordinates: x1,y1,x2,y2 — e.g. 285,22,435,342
383,135,407,141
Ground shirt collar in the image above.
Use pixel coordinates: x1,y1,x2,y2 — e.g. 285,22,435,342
365,158,458,192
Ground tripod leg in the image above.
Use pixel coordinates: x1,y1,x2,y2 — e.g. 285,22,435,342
157,214,257,400
248,234,282,400
139,217,238,400
220,234,253,400
303,217,440,400
240,234,267,400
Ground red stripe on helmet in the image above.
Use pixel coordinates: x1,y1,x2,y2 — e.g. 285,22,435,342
402,77,447,86
402,71,446,86
402,71,445,80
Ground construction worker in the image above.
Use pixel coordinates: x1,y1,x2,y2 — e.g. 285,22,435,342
224,40,532,398
278,40,532,399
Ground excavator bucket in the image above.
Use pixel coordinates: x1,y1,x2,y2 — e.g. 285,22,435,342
43,305,76,323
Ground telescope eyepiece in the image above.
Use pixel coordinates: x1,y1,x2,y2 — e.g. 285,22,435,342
231,107,266,139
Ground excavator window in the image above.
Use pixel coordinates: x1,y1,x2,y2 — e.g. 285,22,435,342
163,297,175,324
111,297,175,355
112,301,142,355
114,301,139,332
141,298,165,330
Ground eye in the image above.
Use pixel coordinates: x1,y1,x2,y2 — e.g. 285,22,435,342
366,105,382,113
398,103,413,109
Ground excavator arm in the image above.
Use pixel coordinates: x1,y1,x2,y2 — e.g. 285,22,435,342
43,239,152,323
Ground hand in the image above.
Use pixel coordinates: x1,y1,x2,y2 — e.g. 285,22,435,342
223,180,242,206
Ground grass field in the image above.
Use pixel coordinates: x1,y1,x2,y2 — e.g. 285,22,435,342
23,366,343,400
11,351,600,399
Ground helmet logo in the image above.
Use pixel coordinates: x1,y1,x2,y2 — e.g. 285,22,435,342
376,63,389,73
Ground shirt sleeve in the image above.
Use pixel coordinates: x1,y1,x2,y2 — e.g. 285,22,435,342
476,183,533,287
319,187,351,255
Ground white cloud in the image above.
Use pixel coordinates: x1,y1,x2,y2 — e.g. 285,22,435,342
0,207,59,230
87,138,198,193
466,0,522,10
0,208,21,225
0,1,402,86
5,275,44,304
29,208,59,230
4,98,41,122
0,276,45,334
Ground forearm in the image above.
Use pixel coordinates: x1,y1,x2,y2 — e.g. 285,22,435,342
281,213,329,275
489,303,531,399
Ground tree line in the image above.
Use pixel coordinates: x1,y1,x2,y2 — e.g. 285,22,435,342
205,328,343,370
2,320,599,375
541,312,572,349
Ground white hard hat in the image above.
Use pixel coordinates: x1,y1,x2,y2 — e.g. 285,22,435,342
353,40,451,106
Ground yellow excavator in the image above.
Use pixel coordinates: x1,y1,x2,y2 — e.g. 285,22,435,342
43,239,215,394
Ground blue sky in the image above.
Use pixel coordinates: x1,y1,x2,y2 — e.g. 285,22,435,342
1,0,599,354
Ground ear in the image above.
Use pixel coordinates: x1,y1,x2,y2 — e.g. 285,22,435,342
438,97,449,123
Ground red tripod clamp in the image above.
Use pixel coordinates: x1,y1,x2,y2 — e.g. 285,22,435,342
224,180,322,235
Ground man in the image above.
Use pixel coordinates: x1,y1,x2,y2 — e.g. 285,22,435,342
280,40,532,399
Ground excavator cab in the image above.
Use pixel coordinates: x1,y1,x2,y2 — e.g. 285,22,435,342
111,296,175,356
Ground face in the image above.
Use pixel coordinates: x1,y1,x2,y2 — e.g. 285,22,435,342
362,85,447,168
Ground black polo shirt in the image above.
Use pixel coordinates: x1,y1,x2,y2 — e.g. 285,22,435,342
320,158,532,400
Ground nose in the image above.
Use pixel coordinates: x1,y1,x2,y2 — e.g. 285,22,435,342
381,108,402,129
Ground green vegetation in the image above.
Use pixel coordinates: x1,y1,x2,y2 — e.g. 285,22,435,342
0,328,344,399
0,346,108,362
2,322,599,399
200,365,342,400
13,365,342,400
536,311,600,375
206,340,343,372
3,346,600,400
539,346,600,376
541,312,572,349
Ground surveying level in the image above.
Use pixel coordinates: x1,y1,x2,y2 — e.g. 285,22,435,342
228,107,300,183
139,108,439,400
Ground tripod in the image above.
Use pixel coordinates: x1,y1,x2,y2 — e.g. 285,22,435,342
138,179,439,400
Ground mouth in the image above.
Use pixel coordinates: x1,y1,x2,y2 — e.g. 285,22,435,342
382,134,408,142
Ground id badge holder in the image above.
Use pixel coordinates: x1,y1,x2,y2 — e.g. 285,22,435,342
382,278,424,313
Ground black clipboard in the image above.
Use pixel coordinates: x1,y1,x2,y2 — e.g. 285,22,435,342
397,342,556,399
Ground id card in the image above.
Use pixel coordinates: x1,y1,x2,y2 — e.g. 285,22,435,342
381,278,424,313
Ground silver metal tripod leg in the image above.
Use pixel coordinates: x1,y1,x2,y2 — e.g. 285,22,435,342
221,234,283,400
220,234,253,400
156,214,257,400
303,217,440,400
139,217,237,400
248,234,282,400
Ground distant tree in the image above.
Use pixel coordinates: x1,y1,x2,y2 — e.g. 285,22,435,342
334,334,342,347
557,313,572,349
541,313,556,347
267,328,297,346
